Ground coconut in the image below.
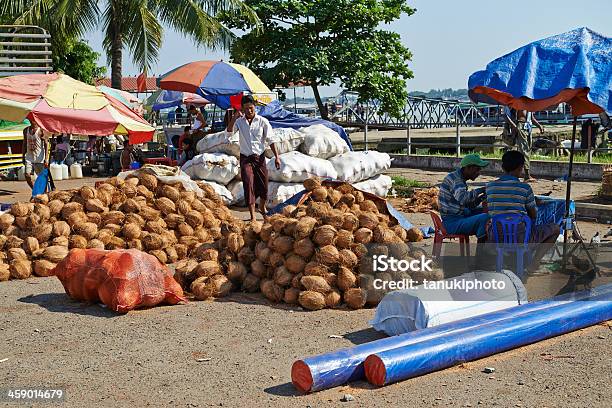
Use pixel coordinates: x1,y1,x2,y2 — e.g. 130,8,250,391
344,288,367,309
298,291,326,310
0,213,14,231
64,211,87,229
178,190,195,203
10,259,32,279
173,259,199,288
150,249,168,264
391,225,408,241
49,190,74,203
75,222,98,240
242,273,260,293
194,246,219,262
372,225,396,244
311,187,328,202
304,261,328,277
142,233,163,250
339,249,359,269
52,236,69,247
327,189,342,206
106,236,126,249
293,217,317,240
354,227,373,244
69,235,87,249
359,200,379,213
158,184,180,202
303,177,321,191
136,173,157,191
227,233,244,254
260,279,283,303
171,222,192,238
335,230,354,249
306,201,332,219
32,193,49,204
47,200,64,217
281,205,298,218
283,287,300,304
77,186,95,200
119,198,140,213
24,213,41,229
23,237,39,254
179,235,199,249
237,247,255,265
144,220,165,235
6,235,24,249
301,275,331,294
125,175,140,186
121,184,138,198
43,245,69,263
273,265,294,287
406,227,424,242
86,212,102,226
32,224,53,243
154,197,176,215
284,254,306,274
139,206,160,221
193,260,221,278
227,262,248,283
325,290,342,308
120,213,143,228
60,202,83,219
14,216,26,230
340,213,358,232
317,245,339,266
251,259,267,278
293,237,315,259
136,185,154,200
271,236,294,255
313,225,337,246
191,277,214,300
208,274,233,298
8,247,28,261
87,239,105,250
95,229,114,245
291,273,303,289
185,211,204,229
100,211,124,225
173,243,188,260
0,264,9,281
33,203,50,221
33,259,56,277
259,223,273,242
161,230,178,247
11,202,32,217
164,213,184,229
96,190,112,207
121,224,141,240
337,267,357,291
358,212,379,230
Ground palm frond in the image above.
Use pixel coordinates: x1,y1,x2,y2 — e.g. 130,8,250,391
124,0,163,72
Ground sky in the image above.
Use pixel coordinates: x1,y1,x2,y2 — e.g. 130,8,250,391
85,0,611,97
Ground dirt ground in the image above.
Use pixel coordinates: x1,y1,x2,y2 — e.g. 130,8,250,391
0,175,611,407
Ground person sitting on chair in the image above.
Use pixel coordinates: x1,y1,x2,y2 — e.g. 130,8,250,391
486,151,560,273
439,154,490,243
178,138,196,166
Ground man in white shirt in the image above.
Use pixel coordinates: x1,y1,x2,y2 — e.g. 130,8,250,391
227,95,281,221
22,122,49,189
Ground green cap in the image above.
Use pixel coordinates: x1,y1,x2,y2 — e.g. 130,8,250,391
460,153,489,168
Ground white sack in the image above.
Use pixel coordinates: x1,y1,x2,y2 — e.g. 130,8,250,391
196,130,240,157
267,151,337,183
264,127,304,158
370,270,527,336
199,180,233,205
353,174,393,198
228,180,245,206
329,151,391,183
181,153,239,185
267,182,304,208
298,124,349,159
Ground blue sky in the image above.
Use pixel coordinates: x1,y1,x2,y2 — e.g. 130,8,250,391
86,0,611,96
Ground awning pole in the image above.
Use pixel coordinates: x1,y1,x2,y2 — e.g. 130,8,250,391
561,115,578,276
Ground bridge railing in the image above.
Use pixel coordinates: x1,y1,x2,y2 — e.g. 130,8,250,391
0,25,52,76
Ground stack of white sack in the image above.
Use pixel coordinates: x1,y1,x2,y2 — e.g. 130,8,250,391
264,127,304,157
328,151,392,183
226,180,304,208
181,152,240,185
298,124,350,159
353,174,393,197
196,130,240,157
267,151,338,183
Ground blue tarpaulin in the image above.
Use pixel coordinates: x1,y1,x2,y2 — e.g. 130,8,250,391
468,27,611,115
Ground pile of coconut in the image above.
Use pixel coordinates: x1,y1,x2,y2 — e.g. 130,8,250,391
0,172,241,282
174,178,440,310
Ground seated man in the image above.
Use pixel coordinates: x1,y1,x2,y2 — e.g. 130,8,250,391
486,151,561,272
439,154,490,242
178,138,196,166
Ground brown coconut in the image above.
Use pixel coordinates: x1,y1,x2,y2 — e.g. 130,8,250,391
293,238,315,259
43,245,69,263
142,233,164,250
313,225,337,246
344,288,368,309
194,246,219,262
339,249,359,269
47,200,64,217
293,217,318,240
354,227,373,244
150,250,168,264
0,213,15,230
69,235,88,249
159,184,180,202
145,220,165,234
33,259,56,277
101,211,124,225
327,189,342,206
8,247,28,261
301,275,332,294
227,233,244,254
121,224,141,240
137,173,157,191
250,259,267,278
194,260,222,278
33,203,50,221
272,235,294,255
179,235,199,249
155,197,176,215
298,291,326,310
317,245,340,266
237,247,256,265
139,206,160,221
323,210,344,229
23,237,39,254
304,262,329,277
406,227,424,242
283,287,300,304
303,177,322,191
60,202,83,219
191,277,214,300
6,235,24,249
32,224,53,243
336,229,354,249
306,201,332,219
227,262,248,283
208,274,233,298
87,239,105,250
311,187,328,202
11,202,32,217
337,267,357,291
52,236,69,247
273,265,294,287
0,263,10,281
185,210,204,228
10,259,32,279
87,212,102,226
260,279,284,303
164,213,185,229
242,273,260,293
325,290,342,308
74,222,98,240
106,236,126,249
127,239,143,251
285,254,306,274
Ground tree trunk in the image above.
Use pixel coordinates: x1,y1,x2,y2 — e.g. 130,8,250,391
311,83,328,120
110,23,123,90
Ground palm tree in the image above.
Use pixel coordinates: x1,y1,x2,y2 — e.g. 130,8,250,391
2,0,258,89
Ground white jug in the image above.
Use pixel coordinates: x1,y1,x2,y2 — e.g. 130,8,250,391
17,166,26,181
49,163,63,181
70,163,83,179
61,163,69,180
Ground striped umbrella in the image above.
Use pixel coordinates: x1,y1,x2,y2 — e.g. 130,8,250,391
158,60,271,96
0,73,155,144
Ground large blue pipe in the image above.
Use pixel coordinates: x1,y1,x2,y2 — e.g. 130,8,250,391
291,283,612,393
364,289,612,386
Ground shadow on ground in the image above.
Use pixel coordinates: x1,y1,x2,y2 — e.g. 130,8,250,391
18,293,118,318
343,327,387,345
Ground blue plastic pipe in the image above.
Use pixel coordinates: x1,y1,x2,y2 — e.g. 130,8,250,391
364,289,612,386
291,283,612,393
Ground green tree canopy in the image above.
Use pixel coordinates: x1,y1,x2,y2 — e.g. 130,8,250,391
222,0,415,118
53,39,107,85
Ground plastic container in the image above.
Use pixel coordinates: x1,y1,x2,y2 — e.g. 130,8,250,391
61,163,69,180
17,166,26,181
70,163,83,179
49,163,63,181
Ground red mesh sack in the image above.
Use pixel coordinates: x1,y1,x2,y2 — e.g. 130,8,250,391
54,248,186,313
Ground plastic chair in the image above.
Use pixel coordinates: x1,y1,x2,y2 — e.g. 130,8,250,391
490,213,532,277
429,211,470,258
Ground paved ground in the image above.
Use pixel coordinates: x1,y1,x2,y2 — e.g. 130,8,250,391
0,175,611,407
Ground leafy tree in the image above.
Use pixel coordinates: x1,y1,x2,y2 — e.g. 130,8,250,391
222,0,415,119
2,0,258,89
52,39,107,84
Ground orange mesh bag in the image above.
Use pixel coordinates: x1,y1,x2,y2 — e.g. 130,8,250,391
54,248,186,313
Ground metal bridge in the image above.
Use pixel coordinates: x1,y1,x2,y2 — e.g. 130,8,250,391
0,25,53,76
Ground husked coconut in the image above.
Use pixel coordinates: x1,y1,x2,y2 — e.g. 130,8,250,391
32,224,53,243
344,288,367,309
23,237,39,254
273,266,293,287
294,217,318,240
87,212,102,225
327,189,342,206
0,263,10,281
242,274,260,293
43,245,69,263
260,279,283,303
313,225,337,246
338,249,359,268
106,236,126,249
311,187,328,202
87,239,105,250
250,259,267,278
52,236,69,247
160,185,181,202
121,224,141,240
10,259,32,279
142,233,163,250
138,173,158,191
283,287,300,304
194,260,222,278
227,233,244,253
11,202,32,217
293,238,315,259
272,236,293,255
304,261,328,277
74,222,98,240
301,275,331,294
0,213,14,230
47,200,64,216
237,247,256,265
285,254,306,274
317,245,339,266
325,290,342,308
191,277,214,300
298,291,326,310
155,197,176,214
150,249,168,264
268,251,285,268
337,267,357,291
8,247,28,261
406,227,424,242
306,201,332,218
354,228,373,244
208,274,233,298
303,178,321,191
69,235,87,249
227,262,248,283
33,259,56,277
335,230,354,249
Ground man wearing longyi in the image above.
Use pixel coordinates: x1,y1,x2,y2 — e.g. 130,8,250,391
227,95,281,222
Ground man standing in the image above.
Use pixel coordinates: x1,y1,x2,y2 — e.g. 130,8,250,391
227,95,281,221
439,154,490,242
504,108,544,182
22,121,48,189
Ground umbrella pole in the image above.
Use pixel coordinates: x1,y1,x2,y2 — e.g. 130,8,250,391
561,116,578,276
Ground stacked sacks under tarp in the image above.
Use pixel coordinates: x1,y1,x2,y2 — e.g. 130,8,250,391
189,123,393,207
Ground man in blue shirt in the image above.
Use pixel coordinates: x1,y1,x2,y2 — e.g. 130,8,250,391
486,151,560,272
439,154,490,242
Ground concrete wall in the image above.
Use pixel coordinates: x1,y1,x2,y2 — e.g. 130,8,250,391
390,154,603,181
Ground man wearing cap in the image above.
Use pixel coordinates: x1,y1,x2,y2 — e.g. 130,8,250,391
438,154,490,242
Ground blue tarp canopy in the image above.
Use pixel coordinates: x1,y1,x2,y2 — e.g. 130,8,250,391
258,100,353,150
468,27,611,115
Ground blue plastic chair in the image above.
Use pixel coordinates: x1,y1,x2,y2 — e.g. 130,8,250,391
490,213,532,277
